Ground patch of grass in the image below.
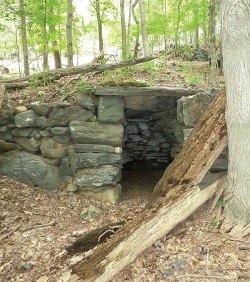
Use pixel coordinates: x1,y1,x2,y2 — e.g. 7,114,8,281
30,73,54,87
77,78,93,93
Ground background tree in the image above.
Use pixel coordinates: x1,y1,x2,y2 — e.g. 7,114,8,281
66,0,74,66
220,0,250,224
138,0,150,56
19,0,30,75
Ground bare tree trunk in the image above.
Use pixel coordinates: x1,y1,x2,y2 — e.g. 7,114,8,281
95,0,104,53
132,0,140,58
19,0,30,76
53,41,62,69
66,0,74,67
220,0,250,223
42,0,49,71
209,0,217,85
175,0,183,48
138,0,150,56
120,0,127,60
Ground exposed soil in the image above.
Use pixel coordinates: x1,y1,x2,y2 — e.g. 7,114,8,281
2,59,249,282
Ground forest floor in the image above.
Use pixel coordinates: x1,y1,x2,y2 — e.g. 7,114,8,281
1,57,250,282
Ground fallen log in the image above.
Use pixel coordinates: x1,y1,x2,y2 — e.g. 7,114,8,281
71,89,227,281
0,57,156,90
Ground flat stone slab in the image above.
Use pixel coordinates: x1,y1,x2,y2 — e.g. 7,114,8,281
73,165,121,187
69,121,124,146
73,144,122,154
98,96,124,122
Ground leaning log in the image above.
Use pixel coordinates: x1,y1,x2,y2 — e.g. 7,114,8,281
0,57,156,90
71,89,227,281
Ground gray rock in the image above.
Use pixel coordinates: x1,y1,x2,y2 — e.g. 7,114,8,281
0,150,65,189
44,106,93,127
73,165,121,187
78,184,121,204
29,103,52,116
177,92,215,127
125,124,139,134
29,129,41,139
36,116,47,127
0,110,14,126
70,121,124,146
52,135,71,144
0,139,16,151
129,134,144,142
80,204,104,220
14,106,27,114
0,131,13,141
15,110,37,128
73,144,122,154
76,94,95,111
64,183,78,192
51,127,69,135
12,128,33,137
59,158,73,179
183,128,193,140
15,137,41,152
40,138,68,158
70,153,122,171
98,96,124,122
138,122,149,131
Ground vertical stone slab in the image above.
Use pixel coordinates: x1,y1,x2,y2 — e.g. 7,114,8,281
98,96,124,122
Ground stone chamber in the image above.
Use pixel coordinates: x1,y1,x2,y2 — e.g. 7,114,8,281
0,86,227,203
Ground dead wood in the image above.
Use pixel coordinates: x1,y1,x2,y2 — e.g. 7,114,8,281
66,221,125,255
0,224,21,242
70,88,227,281
0,57,156,90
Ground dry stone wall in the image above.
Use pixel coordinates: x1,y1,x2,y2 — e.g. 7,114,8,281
0,86,222,204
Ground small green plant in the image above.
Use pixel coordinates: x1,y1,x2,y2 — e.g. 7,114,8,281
216,199,224,208
89,115,97,124
77,78,93,93
30,73,54,87
185,75,203,85
80,214,89,221
210,217,219,228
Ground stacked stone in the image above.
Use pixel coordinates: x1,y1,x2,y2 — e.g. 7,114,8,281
0,94,124,203
123,118,172,169
174,90,228,171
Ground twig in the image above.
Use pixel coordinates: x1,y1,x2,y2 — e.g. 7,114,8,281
177,274,232,280
24,220,56,232
238,272,250,279
209,175,226,214
0,224,21,242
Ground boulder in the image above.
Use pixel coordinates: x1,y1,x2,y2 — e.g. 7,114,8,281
76,94,95,111
69,121,124,146
44,106,93,127
78,184,121,204
15,110,37,128
177,92,215,127
70,152,122,171
40,138,68,158
73,165,121,187
15,137,41,152
98,96,124,122
0,139,16,151
0,150,64,189
29,103,52,116
0,110,14,126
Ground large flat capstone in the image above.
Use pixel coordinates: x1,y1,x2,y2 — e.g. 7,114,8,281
98,96,124,122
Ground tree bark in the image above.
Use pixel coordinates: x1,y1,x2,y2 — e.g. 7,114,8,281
95,0,104,53
132,0,140,58
220,0,250,223
1,57,156,90
120,0,127,60
19,0,30,76
66,0,74,67
71,89,227,281
209,0,217,85
138,0,150,56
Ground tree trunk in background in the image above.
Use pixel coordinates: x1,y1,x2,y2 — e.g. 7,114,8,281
66,0,74,67
95,0,104,53
132,0,140,58
138,0,150,56
120,0,127,60
220,0,250,223
175,0,183,48
19,0,30,76
127,0,133,58
42,0,49,71
209,0,217,85
53,41,62,69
